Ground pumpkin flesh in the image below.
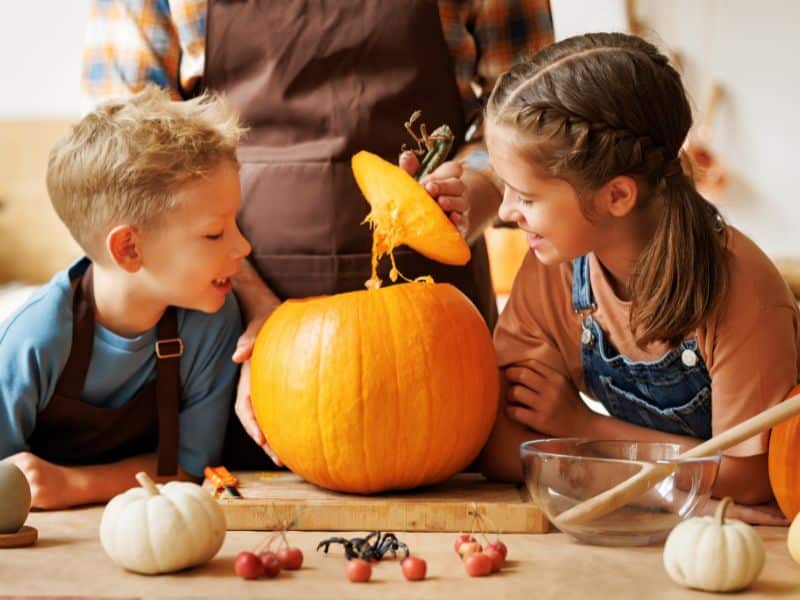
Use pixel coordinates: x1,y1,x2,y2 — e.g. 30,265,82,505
352,150,471,282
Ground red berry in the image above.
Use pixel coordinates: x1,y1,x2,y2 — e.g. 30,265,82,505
453,533,476,553
486,540,508,561
346,558,372,583
401,556,427,581
464,553,493,577
457,541,483,559
484,547,504,572
234,551,265,580
259,551,282,578
277,546,304,570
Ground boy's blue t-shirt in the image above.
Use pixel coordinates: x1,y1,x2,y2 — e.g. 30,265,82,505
0,258,243,477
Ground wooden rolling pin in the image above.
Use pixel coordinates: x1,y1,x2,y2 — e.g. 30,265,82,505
554,391,800,528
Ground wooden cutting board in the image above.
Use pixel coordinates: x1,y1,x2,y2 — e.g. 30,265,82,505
203,472,549,533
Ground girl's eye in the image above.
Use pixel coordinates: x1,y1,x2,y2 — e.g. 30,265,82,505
518,195,535,207
205,232,224,240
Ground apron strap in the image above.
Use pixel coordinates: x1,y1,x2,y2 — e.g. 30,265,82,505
51,265,96,399
154,307,182,476
42,263,183,474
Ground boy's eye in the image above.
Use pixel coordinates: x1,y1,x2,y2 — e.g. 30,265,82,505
205,232,224,240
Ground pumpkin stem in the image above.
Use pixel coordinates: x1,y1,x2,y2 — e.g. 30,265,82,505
135,472,160,497
417,124,454,180
715,496,733,525
402,111,454,180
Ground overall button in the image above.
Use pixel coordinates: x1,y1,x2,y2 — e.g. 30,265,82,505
681,349,698,367
581,328,594,346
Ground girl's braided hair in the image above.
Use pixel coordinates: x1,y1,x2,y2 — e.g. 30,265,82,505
488,32,728,347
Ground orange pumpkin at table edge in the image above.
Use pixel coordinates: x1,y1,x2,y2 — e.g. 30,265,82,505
768,384,800,520
250,151,500,494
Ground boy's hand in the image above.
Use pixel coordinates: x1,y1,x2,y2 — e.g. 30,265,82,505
232,313,282,466
233,360,282,466
504,364,595,437
5,452,75,509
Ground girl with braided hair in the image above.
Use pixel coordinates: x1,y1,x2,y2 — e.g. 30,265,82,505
477,32,799,519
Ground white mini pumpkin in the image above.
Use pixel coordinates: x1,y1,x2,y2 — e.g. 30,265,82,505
663,497,765,592
100,472,226,574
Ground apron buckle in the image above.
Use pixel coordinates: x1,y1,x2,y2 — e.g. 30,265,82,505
155,337,184,359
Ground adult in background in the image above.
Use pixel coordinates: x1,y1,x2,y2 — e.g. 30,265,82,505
82,0,554,469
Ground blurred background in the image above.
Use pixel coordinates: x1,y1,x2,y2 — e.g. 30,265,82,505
1,0,799,320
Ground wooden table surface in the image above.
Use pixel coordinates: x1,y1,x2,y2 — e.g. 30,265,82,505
1,507,799,599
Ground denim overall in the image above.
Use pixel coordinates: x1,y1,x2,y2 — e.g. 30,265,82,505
573,256,712,439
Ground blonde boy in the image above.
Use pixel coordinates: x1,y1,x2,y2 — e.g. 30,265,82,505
0,86,251,508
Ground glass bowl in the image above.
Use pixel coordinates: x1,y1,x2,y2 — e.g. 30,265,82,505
520,438,720,546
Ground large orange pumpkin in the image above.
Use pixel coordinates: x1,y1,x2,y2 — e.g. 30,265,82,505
250,150,499,494
768,384,800,519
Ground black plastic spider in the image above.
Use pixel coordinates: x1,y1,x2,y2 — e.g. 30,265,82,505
316,531,410,561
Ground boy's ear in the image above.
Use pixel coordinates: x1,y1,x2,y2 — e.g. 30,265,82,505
106,225,142,272
598,176,639,217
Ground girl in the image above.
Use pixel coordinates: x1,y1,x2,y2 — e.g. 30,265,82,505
477,33,800,517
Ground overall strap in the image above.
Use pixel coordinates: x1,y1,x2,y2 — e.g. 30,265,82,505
571,255,596,314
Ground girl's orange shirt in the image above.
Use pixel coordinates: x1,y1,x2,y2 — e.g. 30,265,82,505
494,227,800,456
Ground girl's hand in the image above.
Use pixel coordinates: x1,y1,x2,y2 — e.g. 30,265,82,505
399,151,470,238
420,161,470,238
504,364,595,437
5,452,72,509
699,497,789,526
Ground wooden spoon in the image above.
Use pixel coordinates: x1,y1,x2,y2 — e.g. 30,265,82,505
554,391,800,528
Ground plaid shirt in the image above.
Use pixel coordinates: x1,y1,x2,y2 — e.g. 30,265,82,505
82,0,553,172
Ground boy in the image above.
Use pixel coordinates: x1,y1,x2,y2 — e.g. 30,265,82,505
0,86,251,509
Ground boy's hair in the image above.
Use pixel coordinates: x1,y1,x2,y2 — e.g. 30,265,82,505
487,32,728,347
47,85,245,258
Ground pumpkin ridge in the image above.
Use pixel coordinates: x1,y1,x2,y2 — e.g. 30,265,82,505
180,488,222,562
356,292,374,492
428,285,464,481
173,490,208,563
386,286,411,488
400,283,436,487
454,290,483,470
447,289,488,476
145,498,165,573
450,288,484,476
399,284,433,487
317,302,337,490
290,307,320,480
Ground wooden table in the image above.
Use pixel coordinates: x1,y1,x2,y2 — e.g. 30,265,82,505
1,507,799,599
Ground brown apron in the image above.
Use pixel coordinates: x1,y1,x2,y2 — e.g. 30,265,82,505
28,265,183,476
205,0,497,468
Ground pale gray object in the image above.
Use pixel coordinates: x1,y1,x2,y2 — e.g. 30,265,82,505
0,462,31,533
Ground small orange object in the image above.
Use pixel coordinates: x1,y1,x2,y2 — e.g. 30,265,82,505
204,465,241,497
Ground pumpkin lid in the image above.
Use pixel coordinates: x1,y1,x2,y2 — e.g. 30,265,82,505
352,151,471,268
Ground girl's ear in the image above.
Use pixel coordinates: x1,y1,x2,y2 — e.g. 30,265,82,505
599,176,639,217
106,225,142,272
